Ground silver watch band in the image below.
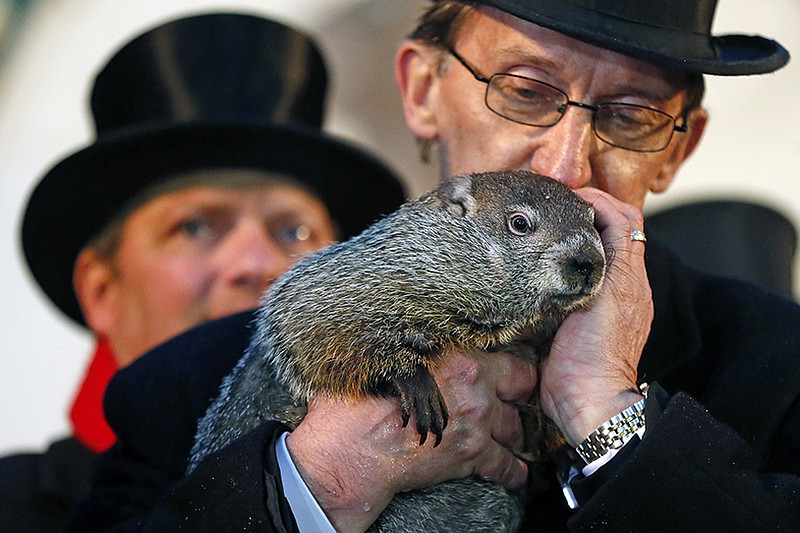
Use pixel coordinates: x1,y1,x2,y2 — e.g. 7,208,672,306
575,396,646,464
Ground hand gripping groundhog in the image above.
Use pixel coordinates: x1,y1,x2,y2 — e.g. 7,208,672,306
189,170,605,532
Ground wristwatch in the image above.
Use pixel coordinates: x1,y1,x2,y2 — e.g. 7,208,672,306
575,388,647,464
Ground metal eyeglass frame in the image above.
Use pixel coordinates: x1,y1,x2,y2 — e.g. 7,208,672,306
444,45,688,153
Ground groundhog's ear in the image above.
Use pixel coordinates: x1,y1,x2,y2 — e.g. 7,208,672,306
440,174,476,217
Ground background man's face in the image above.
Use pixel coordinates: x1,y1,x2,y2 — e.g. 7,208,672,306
80,181,336,367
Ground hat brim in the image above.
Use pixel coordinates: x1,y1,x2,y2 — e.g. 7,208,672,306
22,122,406,325
479,0,789,75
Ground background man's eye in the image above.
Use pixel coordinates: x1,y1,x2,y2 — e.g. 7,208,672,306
180,219,212,238
507,213,533,236
275,223,312,245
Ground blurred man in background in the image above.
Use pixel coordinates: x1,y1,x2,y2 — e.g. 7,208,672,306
0,12,404,532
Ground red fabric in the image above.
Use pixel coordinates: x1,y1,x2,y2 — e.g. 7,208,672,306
69,339,119,452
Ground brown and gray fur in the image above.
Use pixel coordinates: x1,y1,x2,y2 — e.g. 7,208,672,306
189,170,605,532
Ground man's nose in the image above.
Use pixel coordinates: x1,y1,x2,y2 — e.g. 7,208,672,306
220,220,294,291
528,110,593,189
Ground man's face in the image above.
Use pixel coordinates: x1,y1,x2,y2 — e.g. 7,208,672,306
399,7,706,209
75,177,336,367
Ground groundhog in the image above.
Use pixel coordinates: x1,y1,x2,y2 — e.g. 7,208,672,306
189,170,605,532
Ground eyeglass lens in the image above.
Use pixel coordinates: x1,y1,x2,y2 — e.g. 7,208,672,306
485,74,677,152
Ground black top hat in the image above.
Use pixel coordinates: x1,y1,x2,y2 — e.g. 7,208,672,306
475,0,789,75
21,12,406,326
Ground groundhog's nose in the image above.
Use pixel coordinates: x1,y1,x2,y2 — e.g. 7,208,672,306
565,250,603,288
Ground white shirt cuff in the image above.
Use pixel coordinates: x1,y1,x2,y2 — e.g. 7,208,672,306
275,432,337,533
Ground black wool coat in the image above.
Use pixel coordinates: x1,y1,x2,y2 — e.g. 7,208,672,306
66,243,800,532
0,437,97,532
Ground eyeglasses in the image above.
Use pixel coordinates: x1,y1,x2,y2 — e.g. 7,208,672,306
445,46,687,153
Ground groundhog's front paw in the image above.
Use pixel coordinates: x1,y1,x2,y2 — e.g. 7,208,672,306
393,368,449,447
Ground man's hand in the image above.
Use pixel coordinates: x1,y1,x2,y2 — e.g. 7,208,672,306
540,187,653,447
286,350,536,532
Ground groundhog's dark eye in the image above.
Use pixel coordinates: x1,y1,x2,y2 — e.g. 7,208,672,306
507,213,534,236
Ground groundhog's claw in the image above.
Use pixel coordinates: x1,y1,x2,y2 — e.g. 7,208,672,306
394,368,449,447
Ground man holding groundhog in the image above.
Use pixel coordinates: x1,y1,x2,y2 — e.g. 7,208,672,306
68,1,800,531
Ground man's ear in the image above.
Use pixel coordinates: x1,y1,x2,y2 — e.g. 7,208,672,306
73,248,117,337
650,107,709,194
395,40,441,141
